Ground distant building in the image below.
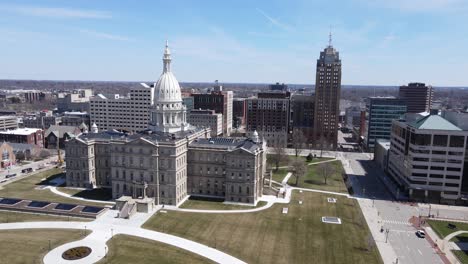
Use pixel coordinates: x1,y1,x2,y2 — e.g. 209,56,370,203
24,91,47,103
388,112,468,203
374,139,390,172
44,125,81,149
269,82,288,91
23,111,58,129
0,116,18,131
233,98,247,128
61,111,90,128
188,109,223,137
345,105,363,130
399,83,433,113
193,86,233,136
0,142,16,168
366,97,406,150
0,128,44,147
246,91,291,147
90,85,154,133
57,89,92,113
182,96,194,112
291,94,314,141
313,35,342,150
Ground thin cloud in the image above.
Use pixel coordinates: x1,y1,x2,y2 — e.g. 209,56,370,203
79,29,131,41
0,5,112,19
256,8,294,32
358,0,466,12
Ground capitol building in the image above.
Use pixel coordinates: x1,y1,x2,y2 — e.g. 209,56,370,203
65,42,267,206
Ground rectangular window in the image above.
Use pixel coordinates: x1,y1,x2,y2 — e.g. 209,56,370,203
433,135,448,147
450,136,465,148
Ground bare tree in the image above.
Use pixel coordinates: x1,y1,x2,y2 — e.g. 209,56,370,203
319,135,327,158
292,160,307,186
269,135,288,171
317,162,336,185
38,149,51,160
292,129,307,157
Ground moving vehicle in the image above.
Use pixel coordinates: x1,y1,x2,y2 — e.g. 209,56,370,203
416,230,426,238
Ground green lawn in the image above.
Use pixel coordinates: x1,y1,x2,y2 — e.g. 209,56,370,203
267,154,333,168
180,197,267,210
271,168,288,183
0,210,91,223
143,191,382,264
0,229,89,264
453,250,468,264
96,235,213,264
427,220,468,239
288,160,348,193
0,168,112,207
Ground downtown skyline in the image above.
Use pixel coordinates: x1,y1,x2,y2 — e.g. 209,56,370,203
0,0,467,86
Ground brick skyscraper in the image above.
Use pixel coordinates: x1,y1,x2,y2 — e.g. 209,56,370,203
313,34,342,150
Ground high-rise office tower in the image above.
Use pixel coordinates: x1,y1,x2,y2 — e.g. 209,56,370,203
399,82,433,113
313,34,342,150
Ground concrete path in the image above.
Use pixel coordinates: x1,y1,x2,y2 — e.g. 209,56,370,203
166,200,274,214
445,230,468,242
0,208,246,264
281,172,293,185
48,186,116,205
276,158,337,169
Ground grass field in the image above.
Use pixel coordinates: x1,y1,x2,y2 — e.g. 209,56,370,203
0,229,89,264
271,168,288,183
0,168,112,207
288,160,348,193
143,191,382,264
180,197,267,210
96,235,213,264
267,154,333,168
428,220,468,239
0,210,91,223
453,250,468,264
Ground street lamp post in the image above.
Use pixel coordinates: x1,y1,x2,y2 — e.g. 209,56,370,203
48,239,51,250
385,229,390,243
428,204,432,218
111,228,113,239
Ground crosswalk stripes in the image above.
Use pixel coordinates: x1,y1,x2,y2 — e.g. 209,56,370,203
382,219,411,226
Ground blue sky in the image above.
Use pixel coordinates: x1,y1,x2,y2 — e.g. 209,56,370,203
0,0,467,86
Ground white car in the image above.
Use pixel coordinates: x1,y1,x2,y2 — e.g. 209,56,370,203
416,230,426,238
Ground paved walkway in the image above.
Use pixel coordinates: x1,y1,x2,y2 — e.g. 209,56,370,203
48,186,116,205
0,208,246,264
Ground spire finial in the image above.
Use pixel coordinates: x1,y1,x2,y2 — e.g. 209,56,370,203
163,40,171,73
328,26,332,47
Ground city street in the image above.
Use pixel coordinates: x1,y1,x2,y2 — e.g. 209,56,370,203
0,154,60,186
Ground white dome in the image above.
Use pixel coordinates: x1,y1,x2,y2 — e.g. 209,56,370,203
154,72,182,102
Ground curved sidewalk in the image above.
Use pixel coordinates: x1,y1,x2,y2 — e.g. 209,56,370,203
48,186,116,205
0,219,246,264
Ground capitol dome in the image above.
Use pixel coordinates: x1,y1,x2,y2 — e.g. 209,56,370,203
153,41,182,103
148,41,191,133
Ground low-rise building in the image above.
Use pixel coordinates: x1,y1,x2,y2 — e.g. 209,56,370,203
0,116,18,131
23,112,58,129
188,109,223,137
57,89,92,113
0,128,44,147
374,139,390,172
45,125,82,149
0,142,16,168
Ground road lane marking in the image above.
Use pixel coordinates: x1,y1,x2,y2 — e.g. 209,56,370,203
418,249,422,255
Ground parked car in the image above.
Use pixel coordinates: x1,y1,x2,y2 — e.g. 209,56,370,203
416,230,426,238
5,173,17,178
21,168,33,173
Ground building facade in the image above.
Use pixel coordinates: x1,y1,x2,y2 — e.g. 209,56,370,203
0,116,18,131
57,89,92,113
246,91,291,147
291,94,314,142
313,36,342,150
193,89,233,136
90,85,154,133
366,97,407,150
388,113,468,204
65,42,266,206
188,109,223,137
23,111,58,129
61,112,91,128
233,98,247,128
0,128,44,147
399,83,433,113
